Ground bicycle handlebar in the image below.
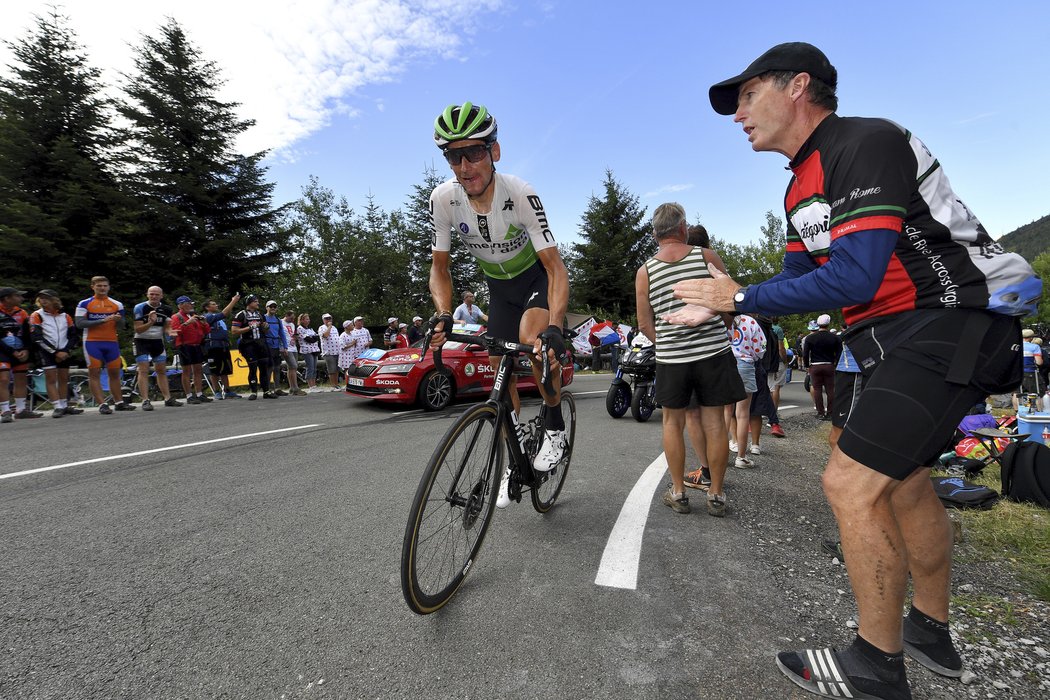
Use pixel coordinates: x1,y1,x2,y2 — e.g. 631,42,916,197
420,323,575,394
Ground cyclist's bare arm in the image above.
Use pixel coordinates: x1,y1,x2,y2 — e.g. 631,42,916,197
537,246,569,343
428,250,454,346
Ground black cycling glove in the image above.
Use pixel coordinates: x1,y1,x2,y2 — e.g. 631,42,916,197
429,313,454,333
539,325,567,363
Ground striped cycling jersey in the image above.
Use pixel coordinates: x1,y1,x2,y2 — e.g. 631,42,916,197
430,172,557,280
784,114,1038,324
645,247,730,364
75,296,124,343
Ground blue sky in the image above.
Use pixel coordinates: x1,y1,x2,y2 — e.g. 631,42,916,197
3,1,1048,249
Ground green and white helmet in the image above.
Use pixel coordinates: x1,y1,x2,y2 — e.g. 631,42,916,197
433,102,497,148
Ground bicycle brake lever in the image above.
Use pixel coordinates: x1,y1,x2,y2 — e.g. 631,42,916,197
540,338,553,395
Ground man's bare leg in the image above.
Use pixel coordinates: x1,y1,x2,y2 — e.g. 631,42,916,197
822,447,911,653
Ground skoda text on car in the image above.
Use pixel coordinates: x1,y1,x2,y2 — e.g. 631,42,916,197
344,324,574,411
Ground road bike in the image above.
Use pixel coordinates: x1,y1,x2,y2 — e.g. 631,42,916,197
400,327,577,615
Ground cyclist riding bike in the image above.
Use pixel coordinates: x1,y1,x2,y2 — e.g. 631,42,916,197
428,102,571,484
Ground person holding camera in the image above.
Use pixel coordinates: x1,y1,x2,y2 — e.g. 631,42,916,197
132,286,182,410
232,295,274,399
170,296,211,404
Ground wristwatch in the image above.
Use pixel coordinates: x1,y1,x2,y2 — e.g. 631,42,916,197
733,286,748,312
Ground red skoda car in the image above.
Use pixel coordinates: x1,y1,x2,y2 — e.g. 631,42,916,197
344,324,574,411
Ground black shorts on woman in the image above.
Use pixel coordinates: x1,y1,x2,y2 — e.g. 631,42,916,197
837,308,1021,480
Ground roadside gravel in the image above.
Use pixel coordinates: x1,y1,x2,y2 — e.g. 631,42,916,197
728,412,1049,699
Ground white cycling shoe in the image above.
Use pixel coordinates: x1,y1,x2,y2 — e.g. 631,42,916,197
496,467,511,509
532,429,568,472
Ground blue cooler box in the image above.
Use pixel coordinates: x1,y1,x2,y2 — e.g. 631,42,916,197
1016,412,1050,446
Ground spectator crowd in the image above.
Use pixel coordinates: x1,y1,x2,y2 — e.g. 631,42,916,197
0,280,443,422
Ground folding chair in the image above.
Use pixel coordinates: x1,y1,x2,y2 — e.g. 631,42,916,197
27,370,54,412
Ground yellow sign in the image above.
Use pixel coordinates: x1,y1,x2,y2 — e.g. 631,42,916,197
229,349,251,388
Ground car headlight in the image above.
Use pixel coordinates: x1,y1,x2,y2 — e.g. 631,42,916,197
379,363,416,375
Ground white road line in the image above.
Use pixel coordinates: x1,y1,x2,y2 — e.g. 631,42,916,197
779,404,799,410
594,452,668,590
391,408,423,416
569,390,607,396
1,424,322,481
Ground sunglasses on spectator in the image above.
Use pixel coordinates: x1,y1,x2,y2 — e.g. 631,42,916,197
442,144,490,166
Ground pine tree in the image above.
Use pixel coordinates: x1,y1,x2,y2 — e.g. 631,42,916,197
118,19,287,297
0,9,129,301
395,165,484,312
571,169,654,319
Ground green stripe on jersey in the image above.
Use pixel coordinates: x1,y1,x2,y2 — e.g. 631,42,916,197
479,240,539,280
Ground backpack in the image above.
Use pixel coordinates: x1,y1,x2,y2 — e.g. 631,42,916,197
931,476,999,510
999,440,1050,508
755,317,780,373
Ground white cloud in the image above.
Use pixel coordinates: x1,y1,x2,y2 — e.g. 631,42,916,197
643,183,695,198
0,0,506,156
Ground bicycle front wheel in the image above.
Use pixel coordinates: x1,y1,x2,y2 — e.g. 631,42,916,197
531,391,576,513
401,403,504,614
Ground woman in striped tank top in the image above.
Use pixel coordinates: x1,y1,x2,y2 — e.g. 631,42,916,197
635,203,746,518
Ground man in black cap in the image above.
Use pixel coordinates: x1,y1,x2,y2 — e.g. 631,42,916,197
669,42,1041,700
231,295,274,399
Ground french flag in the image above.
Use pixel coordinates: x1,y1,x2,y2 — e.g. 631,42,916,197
594,324,619,346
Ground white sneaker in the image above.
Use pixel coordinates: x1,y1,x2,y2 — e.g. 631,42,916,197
729,439,739,453
496,467,511,509
734,456,755,469
533,429,568,472
750,443,762,455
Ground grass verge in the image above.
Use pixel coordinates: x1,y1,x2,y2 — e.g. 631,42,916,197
943,466,1050,602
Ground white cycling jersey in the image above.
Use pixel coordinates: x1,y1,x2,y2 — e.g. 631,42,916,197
430,172,557,280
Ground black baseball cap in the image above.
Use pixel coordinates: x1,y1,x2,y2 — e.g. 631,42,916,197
0,286,28,298
709,42,837,115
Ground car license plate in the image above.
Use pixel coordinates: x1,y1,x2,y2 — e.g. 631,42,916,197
347,377,364,387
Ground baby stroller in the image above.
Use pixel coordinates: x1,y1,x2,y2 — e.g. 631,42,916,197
606,342,658,422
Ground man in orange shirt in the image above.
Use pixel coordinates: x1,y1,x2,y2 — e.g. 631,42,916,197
75,276,135,414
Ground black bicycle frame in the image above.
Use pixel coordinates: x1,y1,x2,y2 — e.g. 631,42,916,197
432,332,549,499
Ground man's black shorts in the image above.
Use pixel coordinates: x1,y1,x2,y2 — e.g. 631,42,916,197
178,344,205,366
655,350,745,409
485,261,549,344
831,370,863,429
207,346,233,376
838,309,1021,480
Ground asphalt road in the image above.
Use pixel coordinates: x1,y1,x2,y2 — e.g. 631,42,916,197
1,374,821,699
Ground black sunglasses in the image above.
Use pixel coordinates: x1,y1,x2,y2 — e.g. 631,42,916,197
442,144,490,166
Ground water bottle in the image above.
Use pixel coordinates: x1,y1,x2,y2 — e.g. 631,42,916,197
1019,403,1030,417
1043,426,1050,446
1042,390,1050,413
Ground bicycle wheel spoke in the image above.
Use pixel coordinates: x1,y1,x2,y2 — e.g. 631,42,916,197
401,403,503,612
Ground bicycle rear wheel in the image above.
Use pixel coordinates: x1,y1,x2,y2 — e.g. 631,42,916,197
401,403,504,614
531,391,576,513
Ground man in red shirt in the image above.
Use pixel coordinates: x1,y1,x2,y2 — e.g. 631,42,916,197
170,296,211,405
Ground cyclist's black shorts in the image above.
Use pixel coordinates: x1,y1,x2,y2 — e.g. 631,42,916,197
37,350,76,370
484,261,548,345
